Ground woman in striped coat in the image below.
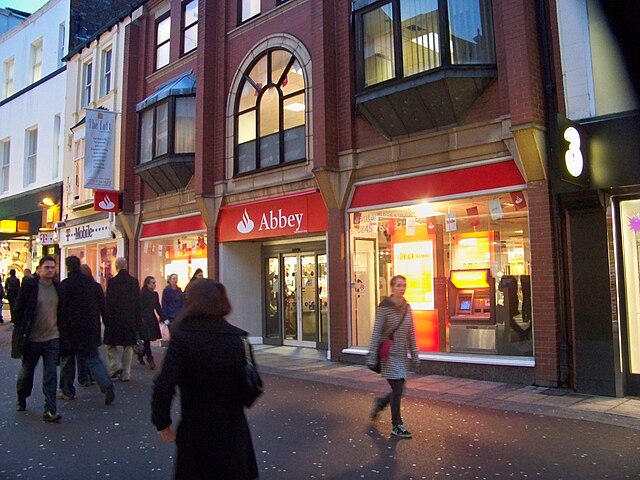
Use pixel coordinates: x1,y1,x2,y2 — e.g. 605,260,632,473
367,275,420,438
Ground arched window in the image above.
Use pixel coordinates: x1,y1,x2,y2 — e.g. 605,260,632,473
235,48,306,175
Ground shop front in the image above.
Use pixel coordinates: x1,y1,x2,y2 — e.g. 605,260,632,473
139,214,208,295
0,183,62,279
344,159,535,369
217,190,328,348
57,217,123,290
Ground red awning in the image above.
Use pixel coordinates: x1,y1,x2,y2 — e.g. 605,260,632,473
140,214,206,239
349,160,526,209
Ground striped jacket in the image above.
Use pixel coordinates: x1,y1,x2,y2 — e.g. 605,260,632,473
367,296,419,379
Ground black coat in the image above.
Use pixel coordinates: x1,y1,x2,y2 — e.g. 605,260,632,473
58,271,105,356
11,276,60,358
104,269,140,346
151,317,259,480
140,288,165,342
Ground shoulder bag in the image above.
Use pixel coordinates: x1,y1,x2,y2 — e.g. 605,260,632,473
241,336,264,407
369,304,408,374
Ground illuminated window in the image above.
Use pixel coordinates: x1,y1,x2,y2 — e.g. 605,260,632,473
356,0,495,88
139,96,196,164
348,192,532,357
235,48,306,174
73,138,91,203
182,0,198,54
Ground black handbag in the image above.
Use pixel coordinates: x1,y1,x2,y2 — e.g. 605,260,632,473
241,336,264,407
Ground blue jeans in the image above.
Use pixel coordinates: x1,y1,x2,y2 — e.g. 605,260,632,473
16,338,60,413
61,348,112,395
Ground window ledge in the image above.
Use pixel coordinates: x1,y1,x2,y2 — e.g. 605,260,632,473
71,199,94,211
342,347,535,368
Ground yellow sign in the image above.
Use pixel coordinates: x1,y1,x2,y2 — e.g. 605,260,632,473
450,269,490,289
393,240,434,310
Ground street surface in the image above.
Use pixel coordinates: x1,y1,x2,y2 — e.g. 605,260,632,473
1,323,639,479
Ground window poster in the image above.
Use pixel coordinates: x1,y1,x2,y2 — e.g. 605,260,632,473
393,240,434,310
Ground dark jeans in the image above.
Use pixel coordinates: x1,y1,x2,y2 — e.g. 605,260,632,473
16,338,60,413
8,297,17,322
377,378,405,426
140,338,153,359
59,355,94,394
60,348,112,395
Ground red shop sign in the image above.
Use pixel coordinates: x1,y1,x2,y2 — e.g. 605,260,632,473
217,191,328,242
94,190,121,212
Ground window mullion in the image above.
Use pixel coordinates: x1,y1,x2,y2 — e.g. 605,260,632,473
152,106,157,159
279,89,284,165
392,0,403,80
439,0,452,67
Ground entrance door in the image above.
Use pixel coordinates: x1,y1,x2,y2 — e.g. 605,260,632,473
264,252,326,347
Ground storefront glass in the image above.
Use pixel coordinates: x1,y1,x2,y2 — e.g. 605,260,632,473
0,238,33,279
66,242,117,291
349,191,533,357
139,233,207,294
619,199,640,374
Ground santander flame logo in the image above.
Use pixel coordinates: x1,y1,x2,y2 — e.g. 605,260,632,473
236,209,255,234
98,194,116,210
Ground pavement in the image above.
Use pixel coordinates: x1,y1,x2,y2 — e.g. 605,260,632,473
252,345,640,431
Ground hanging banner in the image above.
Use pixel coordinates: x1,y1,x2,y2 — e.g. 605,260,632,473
84,108,116,190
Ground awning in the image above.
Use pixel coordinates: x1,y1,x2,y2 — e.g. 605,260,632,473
140,214,206,239
349,160,526,210
136,72,196,112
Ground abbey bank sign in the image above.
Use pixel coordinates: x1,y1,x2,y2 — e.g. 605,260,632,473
217,191,328,242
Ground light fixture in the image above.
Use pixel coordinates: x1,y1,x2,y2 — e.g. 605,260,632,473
284,102,305,112
41,197,55,207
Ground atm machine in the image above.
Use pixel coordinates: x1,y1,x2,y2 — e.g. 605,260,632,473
448,268,498,353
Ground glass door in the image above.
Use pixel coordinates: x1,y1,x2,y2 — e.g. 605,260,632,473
265,251,325,347
283,255,299,343
264,257,281,344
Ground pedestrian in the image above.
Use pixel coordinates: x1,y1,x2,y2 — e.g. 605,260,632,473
161,273,184,328
0,277,5,324
103,257,141,382
152,279,259,480
5,268,20,323
21,268,32,286
138,276,166,370
366,274,420,439
57,256,115,405
184,268,204,300
12,255,62,423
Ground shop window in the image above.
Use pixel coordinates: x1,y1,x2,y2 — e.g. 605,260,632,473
156,14,171,70
619,200,640,374
240,0,260,23
1,138,9,193
140,234,208,298
349,191,532,357
356,0,495,88
139,95,196,164
182,0,198,55
235,48,306,175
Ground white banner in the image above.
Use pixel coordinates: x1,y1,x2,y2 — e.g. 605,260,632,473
84,109,116,190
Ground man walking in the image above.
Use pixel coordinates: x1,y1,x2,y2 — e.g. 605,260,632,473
12,255,62,423
104,257,140,382
57,256,115,405
5,269,20,322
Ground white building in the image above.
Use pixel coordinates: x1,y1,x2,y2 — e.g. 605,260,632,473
0,0,69,276
58,10,133,283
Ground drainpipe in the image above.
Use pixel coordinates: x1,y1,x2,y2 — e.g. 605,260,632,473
536,0,570,387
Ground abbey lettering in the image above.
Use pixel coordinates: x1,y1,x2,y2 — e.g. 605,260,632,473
259,209,304,232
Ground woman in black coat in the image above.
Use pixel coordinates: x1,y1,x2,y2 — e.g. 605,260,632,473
138,276,166,370
151,279,259,480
